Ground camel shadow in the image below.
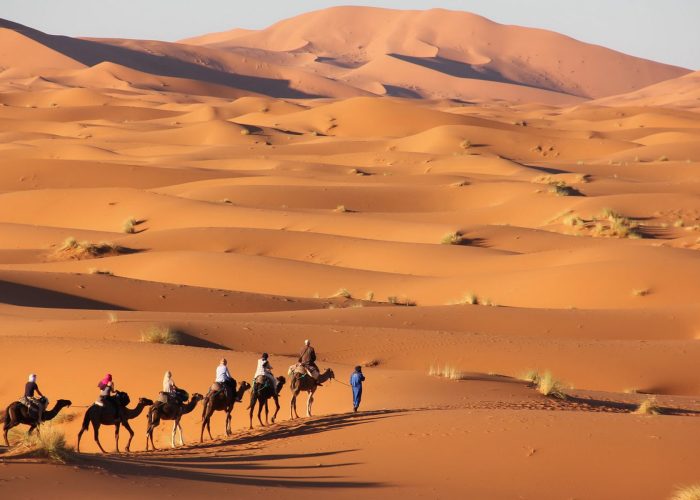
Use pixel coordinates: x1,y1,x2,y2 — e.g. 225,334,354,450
77,409,404,490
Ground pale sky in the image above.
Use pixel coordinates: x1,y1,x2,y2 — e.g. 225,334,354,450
2,0,698,69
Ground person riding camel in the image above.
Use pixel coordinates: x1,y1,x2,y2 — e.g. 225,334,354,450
96,373,118,412
299,339,321,385
209,358,241,402
20,373,46,423
253,353,277,393
155,370,184,407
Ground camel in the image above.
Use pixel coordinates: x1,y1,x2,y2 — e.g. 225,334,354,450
288,367,335,419
248,375,286,429
200,380,250,442
145,393,203,450
3,398,72,447
76,391,153,453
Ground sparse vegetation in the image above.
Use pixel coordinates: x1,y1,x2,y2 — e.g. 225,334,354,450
632,288,650,297
441,232,463,245
388,296,416,306
52,238,128,260
429,365,466,380
548,181,579,196
634,397,660,415
671,484,700,500
140,325,180,344
521,370,540,385
534,371,566,399
240,127,251,135
365,291,375,301
334,205,348,213
563,214,584,227
122,217,138,234
460,139,472,149
332,288,352,299
88,268,113,275
658,155,669,162
107,312,118,324
363,359,380,367
11,423,73,463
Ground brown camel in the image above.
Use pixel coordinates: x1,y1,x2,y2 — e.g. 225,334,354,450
3,398,72,446
200,380,250,442
145,393,203,450
248,376,286,429
288,367,335,419
76,391,153,453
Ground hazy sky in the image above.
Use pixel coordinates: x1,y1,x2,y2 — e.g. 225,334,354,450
2,0,698,69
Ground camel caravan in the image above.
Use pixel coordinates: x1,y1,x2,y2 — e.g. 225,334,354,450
2,339,350,453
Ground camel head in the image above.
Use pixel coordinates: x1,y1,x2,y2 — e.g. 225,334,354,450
56,399,72,409
276,376,286,395
139,397,154,407
327,368,335,380
191,393,204,402
239,381,251,392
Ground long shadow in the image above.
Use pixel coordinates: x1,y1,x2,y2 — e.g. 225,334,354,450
77,410,401,489
565,395,700,416
0,18,317,99
0,279,129,310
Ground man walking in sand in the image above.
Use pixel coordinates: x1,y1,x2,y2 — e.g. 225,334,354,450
350,366,365,412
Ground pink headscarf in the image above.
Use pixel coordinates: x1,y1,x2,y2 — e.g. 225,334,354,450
98,373,112,389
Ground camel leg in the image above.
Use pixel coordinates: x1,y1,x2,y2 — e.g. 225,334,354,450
272,396,280,424
257,400,265,427
114,422,121,453
207,418,213,440
171,421,177,448
178,420,185,446
249,398,255,430
290,392,297,420
307,389,315,417
264,400,269,425
225,411,232,436
123,420,135,453
93,422,107,454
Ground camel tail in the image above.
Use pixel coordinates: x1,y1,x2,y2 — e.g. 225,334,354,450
0,407,7,425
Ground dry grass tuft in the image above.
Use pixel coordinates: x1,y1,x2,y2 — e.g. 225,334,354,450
334,205,348,213
122,217,138,234
52,238,128,260
9,423,73,463
140,325,180,344
429,365,466,380
388,296,416,306
441,232,463,245
535,371,566,399
671,485,700,500
332,288,352,299
107,312,118,324
88,268,113,275
632,288,650,297
634,397,660,415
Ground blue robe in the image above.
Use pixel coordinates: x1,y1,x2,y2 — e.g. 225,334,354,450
350,371,365,409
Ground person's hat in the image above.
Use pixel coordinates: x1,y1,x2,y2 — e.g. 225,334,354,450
262,353,269,359
28,373,37,382
304,339,310,346
355,366,362,372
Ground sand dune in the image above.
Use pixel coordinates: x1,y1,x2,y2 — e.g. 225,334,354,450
1,7,699,499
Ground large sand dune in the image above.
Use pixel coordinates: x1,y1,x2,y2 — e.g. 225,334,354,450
1,7,699,499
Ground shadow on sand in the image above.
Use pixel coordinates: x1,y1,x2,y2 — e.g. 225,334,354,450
77,409,405,489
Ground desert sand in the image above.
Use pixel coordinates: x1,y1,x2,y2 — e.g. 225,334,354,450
0,6,699,500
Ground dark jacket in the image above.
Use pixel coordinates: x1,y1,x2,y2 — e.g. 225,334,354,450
24,381,39,398
299,345,317,365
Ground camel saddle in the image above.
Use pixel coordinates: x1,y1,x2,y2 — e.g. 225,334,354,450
291,363,318,379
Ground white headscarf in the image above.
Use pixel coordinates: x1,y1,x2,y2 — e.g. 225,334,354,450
28,374,36,383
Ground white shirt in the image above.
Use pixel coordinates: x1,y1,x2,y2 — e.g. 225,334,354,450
216,364,232,383
254,358,272,378
163,378,175,393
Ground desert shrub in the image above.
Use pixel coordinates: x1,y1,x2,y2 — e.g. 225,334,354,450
536,371,566,399
53,238,127,260
460,139,472,149
563,214,584,227
365,291,375,301
89,268,113,275
240,127,251,135
334,205,348,213
522,370,540,385
122,217,138,234
140,326,180,344
671,485,700,500
13,423,73,463
658,155,669,162
634,397,660,415
441,232,463,245
388,296,416,306
549,181,579,196
632,289,650,297
429,365,466,380
332,288,352,299
107,312,118,324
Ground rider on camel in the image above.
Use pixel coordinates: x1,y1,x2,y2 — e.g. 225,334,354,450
299,339,321,385
20,374,46,423
253,353,277,393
